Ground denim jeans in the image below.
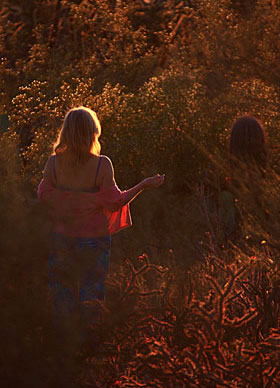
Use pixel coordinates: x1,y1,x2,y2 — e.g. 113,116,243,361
48,233,111,326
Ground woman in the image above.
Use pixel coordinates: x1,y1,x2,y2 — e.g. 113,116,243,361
203,115,267,244
229,115,267,174
221,115,268,240
38,106,164,327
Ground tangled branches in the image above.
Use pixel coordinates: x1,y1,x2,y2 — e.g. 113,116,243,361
83,252,280,387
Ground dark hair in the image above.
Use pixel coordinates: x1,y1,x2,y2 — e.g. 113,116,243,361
229,116,267,171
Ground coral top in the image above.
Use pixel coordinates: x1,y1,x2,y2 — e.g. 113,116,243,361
37,178,132,238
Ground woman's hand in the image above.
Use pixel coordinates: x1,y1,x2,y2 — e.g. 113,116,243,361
118,174,165,206
142,174,165,189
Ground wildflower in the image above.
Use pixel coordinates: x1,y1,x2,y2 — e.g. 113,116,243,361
138,253,148,261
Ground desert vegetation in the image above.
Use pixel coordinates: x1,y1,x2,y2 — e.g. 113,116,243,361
1,0,280,387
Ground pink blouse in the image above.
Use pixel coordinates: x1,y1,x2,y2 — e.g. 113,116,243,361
37,178,132,238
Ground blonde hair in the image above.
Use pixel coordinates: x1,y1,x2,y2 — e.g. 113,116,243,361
54,106,101,164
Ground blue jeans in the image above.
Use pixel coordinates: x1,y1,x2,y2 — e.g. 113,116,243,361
48,233,111,326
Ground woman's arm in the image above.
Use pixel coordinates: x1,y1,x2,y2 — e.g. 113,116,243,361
122,174,165,205
100,156,165,205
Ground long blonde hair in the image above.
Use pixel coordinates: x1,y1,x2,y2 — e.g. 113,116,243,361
54,106,101,164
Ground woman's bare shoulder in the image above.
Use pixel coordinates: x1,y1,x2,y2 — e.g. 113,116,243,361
44,155,55,174
42,155,56,186
99,155,114,171
99,155,115,186
100,155,112,164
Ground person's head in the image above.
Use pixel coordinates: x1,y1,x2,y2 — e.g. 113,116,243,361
54,106,101,164
229,116,267,171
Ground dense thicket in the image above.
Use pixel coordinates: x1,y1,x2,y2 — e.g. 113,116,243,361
1,1,280,387
2,0,280,186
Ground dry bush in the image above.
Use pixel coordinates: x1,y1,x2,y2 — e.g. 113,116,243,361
79,247,280,387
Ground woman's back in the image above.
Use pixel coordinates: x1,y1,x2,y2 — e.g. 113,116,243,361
52,153,103,192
